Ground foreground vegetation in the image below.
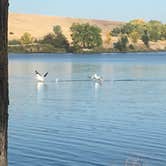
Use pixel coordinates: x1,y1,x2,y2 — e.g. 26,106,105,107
8,19,166,53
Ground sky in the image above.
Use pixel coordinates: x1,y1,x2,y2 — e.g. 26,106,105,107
9,0,166,23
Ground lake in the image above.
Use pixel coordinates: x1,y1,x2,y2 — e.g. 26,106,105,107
8,52,166,166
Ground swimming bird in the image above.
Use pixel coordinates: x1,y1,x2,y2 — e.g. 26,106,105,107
35,70,48,82
89,73,103,83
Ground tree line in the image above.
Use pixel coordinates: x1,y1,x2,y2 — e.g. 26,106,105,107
8,19,166,53
112,19,166,50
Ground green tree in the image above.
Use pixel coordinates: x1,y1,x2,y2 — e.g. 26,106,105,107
54,33,69,49
114,35,129,51
41,25,69,50
111,19,166,49
70,23,102,49
129,19,145,25
53,25,62,35
42,33,55,45
147,20,163,41
161,24,166,40
121,23,135,34
20,32,34,45
111,20,145,38
8,39,21,45
141,30,150,47
129,31,140,43
111,27,122,36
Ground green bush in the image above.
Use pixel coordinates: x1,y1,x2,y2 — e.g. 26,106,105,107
8,39,21,45
114,35,129,51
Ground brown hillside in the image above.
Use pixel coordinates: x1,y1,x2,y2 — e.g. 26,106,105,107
8,13,123,42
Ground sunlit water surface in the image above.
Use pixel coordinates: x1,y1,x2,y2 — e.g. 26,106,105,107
9,52,166,166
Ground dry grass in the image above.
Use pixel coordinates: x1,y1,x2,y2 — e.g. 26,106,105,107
8,13,123,42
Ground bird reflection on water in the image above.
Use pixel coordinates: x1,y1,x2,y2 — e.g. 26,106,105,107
37,82,46,90
36,82,48,104
94,81,101,90
93,81,102,98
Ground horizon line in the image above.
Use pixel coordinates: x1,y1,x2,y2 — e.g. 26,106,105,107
9,12,166,24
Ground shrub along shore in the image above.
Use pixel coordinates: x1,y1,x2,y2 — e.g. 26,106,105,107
8,19,166,53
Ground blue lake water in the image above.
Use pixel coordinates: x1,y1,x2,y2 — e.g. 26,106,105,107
8,52,166,166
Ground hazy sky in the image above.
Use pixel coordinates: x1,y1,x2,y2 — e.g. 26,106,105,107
9,0,166,23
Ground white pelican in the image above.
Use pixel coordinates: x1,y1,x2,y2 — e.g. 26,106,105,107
35,70,48,82
89,73,103,83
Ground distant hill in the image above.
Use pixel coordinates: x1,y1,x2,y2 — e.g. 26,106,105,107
8,13,123,42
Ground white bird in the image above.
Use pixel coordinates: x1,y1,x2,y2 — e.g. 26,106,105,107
35,70,48,82
89,73,103,83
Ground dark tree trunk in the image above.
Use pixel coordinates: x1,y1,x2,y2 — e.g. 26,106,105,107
0,0,9,165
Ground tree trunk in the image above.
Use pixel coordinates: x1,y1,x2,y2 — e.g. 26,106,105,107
0,0,9,165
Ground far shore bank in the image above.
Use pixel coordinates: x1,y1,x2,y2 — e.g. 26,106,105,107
8,42,166,54
8,14,166,55
8,48,166,55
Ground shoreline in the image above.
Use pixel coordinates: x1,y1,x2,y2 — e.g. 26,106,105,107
8,50,166,55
